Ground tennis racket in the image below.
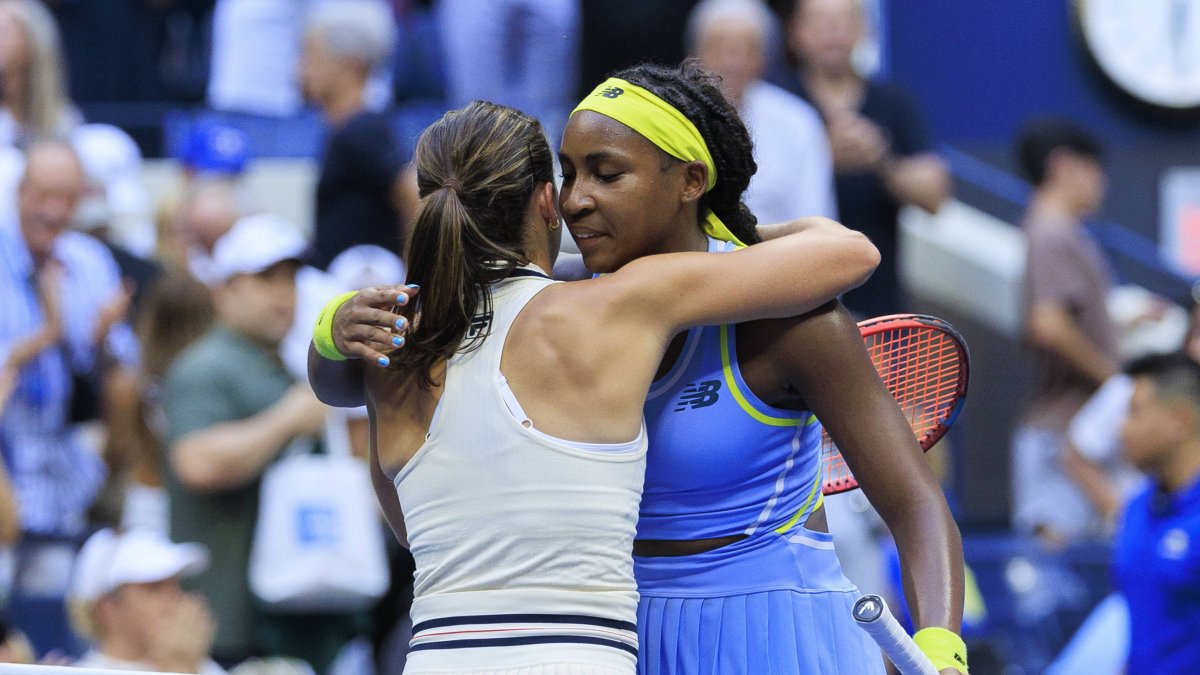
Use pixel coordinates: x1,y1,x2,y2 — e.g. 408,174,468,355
821,314,969,496
853,594,939,675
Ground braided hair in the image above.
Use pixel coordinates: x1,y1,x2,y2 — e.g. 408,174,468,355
612,58,762,245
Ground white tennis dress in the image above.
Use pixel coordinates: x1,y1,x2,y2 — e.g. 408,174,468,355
396,268,647,675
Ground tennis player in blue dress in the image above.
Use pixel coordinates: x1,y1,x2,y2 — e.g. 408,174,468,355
314,60,968,675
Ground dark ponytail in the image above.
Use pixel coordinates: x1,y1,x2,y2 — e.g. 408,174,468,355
612,59,762,245
397,101,554,386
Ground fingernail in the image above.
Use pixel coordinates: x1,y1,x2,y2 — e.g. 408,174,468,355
396,293,408,305
395,317,407,330
406,283,420,289
377,356,390,367
392,335,404,347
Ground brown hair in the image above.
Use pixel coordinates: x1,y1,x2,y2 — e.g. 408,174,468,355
398,101,554,386
136,272,216,378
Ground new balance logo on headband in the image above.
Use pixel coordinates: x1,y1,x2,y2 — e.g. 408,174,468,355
598,86,624,99
674,380,721,411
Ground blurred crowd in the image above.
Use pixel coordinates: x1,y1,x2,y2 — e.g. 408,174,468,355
0,0,1196,674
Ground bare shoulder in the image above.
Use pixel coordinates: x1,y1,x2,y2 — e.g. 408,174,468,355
736,301,849,360
501,279,663,443
364,362,444,476
734,302,868,397
505,279,661,382
507,282,608,361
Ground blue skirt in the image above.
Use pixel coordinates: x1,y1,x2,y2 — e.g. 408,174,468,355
634,529,886,675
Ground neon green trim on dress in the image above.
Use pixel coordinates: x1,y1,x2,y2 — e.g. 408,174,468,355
718,324,817,427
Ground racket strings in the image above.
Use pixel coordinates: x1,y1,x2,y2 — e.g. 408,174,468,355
820,321,967,494
869,330,962,436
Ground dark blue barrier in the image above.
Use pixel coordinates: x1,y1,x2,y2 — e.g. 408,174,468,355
962,533,1114,674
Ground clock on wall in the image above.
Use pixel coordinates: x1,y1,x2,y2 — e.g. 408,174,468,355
1075,0,1200,111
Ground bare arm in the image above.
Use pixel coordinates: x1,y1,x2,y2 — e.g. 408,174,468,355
4,263,64,371
755,213,861,242
1027,303,1120,385
307,285,420,406
312,217,875,412
0,457,20,545
609,216,879,335
309,343,368,408
1062,443,1122,525
779,303,963,633
3,327,61,371
99,366,145,480
170,384,326,492
369,432,409,546
882,152,951,214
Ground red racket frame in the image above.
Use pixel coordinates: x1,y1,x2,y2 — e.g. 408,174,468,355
821,314,970,495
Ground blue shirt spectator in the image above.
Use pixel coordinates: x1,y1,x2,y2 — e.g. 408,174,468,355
0,227,135,535
1113,352,1200,675
0,140,136,658
0,149,136,537
1114,478,1200,674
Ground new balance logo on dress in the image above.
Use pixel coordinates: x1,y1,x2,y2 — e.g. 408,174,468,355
674,380,721,411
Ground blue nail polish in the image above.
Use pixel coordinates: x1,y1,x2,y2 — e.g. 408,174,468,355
377,356,390,367
396,293,408,305
395,317,407,330
392,335,404,347
406,283,420,289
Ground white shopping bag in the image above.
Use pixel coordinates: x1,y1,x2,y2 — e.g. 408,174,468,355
249,410,389,612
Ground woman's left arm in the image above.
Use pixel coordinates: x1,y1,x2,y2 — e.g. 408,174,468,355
369,438,409,546
773,302,963,634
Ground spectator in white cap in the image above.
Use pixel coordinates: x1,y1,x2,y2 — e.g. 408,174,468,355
160,214,350,671
68,528,222,674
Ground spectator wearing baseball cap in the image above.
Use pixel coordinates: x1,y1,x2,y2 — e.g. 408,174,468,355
160,214,353,671
208,213,308,285
209,212,338,383
68,528,224,674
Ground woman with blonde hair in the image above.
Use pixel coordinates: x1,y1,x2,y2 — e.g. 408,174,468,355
0,0,78,147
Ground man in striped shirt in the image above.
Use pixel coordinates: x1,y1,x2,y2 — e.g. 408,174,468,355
0,139,137,657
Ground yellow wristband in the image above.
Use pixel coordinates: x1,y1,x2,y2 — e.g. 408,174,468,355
913,627,968,674
313,291,359,361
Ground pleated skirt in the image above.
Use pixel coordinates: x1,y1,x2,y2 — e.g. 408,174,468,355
633,529,887,675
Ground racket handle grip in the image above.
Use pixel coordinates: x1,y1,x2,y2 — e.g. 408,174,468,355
853,594,940,675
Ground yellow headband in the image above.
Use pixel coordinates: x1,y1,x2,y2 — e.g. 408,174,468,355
572,77,746,248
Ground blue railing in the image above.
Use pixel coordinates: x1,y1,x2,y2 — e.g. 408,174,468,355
939,143,1197,304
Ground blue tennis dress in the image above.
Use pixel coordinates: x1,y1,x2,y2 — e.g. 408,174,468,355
634,240,886,674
